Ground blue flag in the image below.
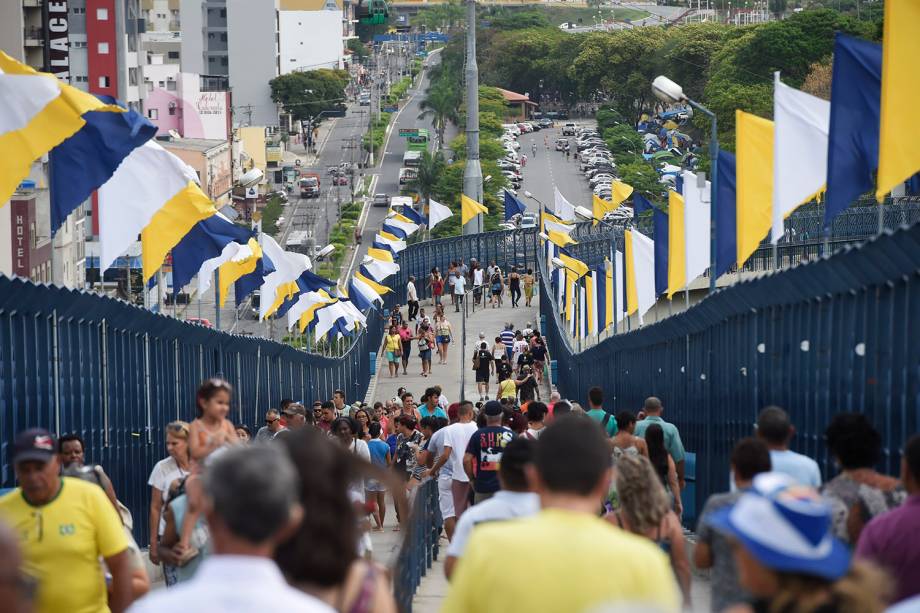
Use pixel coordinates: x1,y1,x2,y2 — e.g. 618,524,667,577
234,252,275,307
715,150,737,278
633,193,655,218
653,207,669,297
274,269,336,318
825,33,882,230
171,216,254,291
49,95,156,234
381,221,407,240
503,190,526,222
400,204,426,225
348,279,376,311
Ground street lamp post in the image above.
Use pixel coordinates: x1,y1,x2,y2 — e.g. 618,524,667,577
651,75,719,294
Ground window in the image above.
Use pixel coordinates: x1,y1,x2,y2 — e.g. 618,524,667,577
98,76,110,88
72,6,85,13
220,57,228,66
220,33,227,41
73,40,87,48
168,51,179,59
97,42,109,54
168,106,176,116
166,80,176,91
74,75,88,83
128,67,138,86
158,81,165,87
219,8,226,17
148,108,158,120
97,7,108,20
146,82,153,92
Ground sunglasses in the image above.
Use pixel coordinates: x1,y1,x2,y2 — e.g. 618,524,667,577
265,418,279,424
167,422,189,434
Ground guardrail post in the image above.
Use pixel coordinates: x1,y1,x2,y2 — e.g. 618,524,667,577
550,359,558,387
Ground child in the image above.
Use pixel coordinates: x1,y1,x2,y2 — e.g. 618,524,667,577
179,379,238,555
366,423,391,531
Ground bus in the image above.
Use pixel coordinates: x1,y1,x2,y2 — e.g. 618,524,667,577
406,128,429,152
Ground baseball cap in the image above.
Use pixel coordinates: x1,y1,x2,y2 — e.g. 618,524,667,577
283,404,306,417
12,428,57,465
483,400,504,416
708,472,850,581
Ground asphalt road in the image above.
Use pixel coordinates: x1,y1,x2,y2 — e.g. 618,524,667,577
515,122,597,214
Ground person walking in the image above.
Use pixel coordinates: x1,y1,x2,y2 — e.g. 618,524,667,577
608,454,691,607
634,396,686,490
500,323,515,361
489,268,504,308
508,266,521,307
1,429,135,613
430,401,479,521
429,268,444,306
856,434,920,605
821,412,905,545
397,320,413,375
148,421,191,575
472,262,484,306
365,423,391,531
416,319,435,377
406,275,419,321
753,405,821,488
443,416,680,613
435,314,453,365
530,335,546,384
463,401,514,505
444,438,539,580
255,409,284,443
707,473,889,613
473,341,494,401
523,268,535,307
452,267,466,313
695,437,772,613
585,386,617,437
425,414,458,540
524,402,547,439
609,411,648,461
646,424,683,518
129,445,331,613
384,324,401,378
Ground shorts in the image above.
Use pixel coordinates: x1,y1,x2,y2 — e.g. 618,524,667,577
386,351,399,363
437,335,451,345
491,285,502,295
420,348,432,361
438,475,455,519
475,371,490,383
365,478,386,492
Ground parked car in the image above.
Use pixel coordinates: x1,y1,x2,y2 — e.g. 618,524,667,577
521,212,537,229
562,122,577,136
555,138,569,151
186,317,214,328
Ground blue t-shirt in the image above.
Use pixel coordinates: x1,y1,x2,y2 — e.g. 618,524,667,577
386,433,399,456
368,439,390,467
419,405,448,420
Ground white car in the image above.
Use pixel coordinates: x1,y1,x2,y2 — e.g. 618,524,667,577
521,213,537,229
502,124,521,136
562,122,577,136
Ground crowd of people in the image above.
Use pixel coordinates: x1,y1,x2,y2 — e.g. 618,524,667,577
421,258,538,314
1,371,919,613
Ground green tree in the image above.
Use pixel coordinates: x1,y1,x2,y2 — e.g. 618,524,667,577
269,69,349,123
617,161,667,201
409,151,446,212
602,124,644,156
418,82,459,145
347,38,368,59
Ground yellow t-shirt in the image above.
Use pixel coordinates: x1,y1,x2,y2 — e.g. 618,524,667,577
385,334,401,352
498,379,517,399
0,477,129,613
443,508,680,613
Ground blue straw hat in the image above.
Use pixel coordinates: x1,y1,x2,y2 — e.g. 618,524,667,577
708,472,850,581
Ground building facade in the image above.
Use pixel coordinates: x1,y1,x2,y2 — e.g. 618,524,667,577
163,139,233,204
278,0,345,74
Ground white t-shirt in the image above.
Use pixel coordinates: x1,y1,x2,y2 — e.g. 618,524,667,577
453,275,466,295
406,281,418,301
438,394,449,411
443,421,478,482
349,438,371,497
427,427,452,479
473,268,484,287
446,491,540,559
512,338,528,363
147,456,190,535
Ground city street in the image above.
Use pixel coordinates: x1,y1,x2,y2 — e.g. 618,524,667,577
516,122,597,214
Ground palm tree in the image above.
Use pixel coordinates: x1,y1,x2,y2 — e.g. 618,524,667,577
418,83,458,148
410,150,446,238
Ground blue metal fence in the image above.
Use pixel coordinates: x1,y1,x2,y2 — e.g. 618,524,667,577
0,276,382,545
394,479,442,612
540,222,920,520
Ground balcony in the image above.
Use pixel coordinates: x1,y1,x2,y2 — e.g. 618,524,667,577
24,27,43,46
22,0,43,7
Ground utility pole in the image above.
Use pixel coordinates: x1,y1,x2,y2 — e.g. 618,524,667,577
462,0,482,236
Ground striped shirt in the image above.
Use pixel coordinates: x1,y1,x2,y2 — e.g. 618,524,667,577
501,330,515,348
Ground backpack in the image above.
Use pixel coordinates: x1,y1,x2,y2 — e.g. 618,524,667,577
473,352,481,370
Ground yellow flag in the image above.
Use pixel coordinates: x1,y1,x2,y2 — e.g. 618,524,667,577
592,194,614,226
367,247,394,263
545,229,576,248
877,0,920,201
217,238,261,307
141,182,217,282
355,269,392,295
461,194,488,225
265,280,300,319
611,180,634,205
667,189,686,299
558,252,589,278
735,110,774,268
379,230,400,242
392,213,415,225
298,290,335,333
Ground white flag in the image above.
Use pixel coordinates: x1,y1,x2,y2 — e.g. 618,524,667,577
772,73,829,243
258,234,311,320
553,187,576,222
428,199,453,229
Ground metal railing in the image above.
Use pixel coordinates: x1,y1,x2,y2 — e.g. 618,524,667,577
0,275,383,545
540,221,920,521
394,479,442,612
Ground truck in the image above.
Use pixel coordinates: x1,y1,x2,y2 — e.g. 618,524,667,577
299,173,320,198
